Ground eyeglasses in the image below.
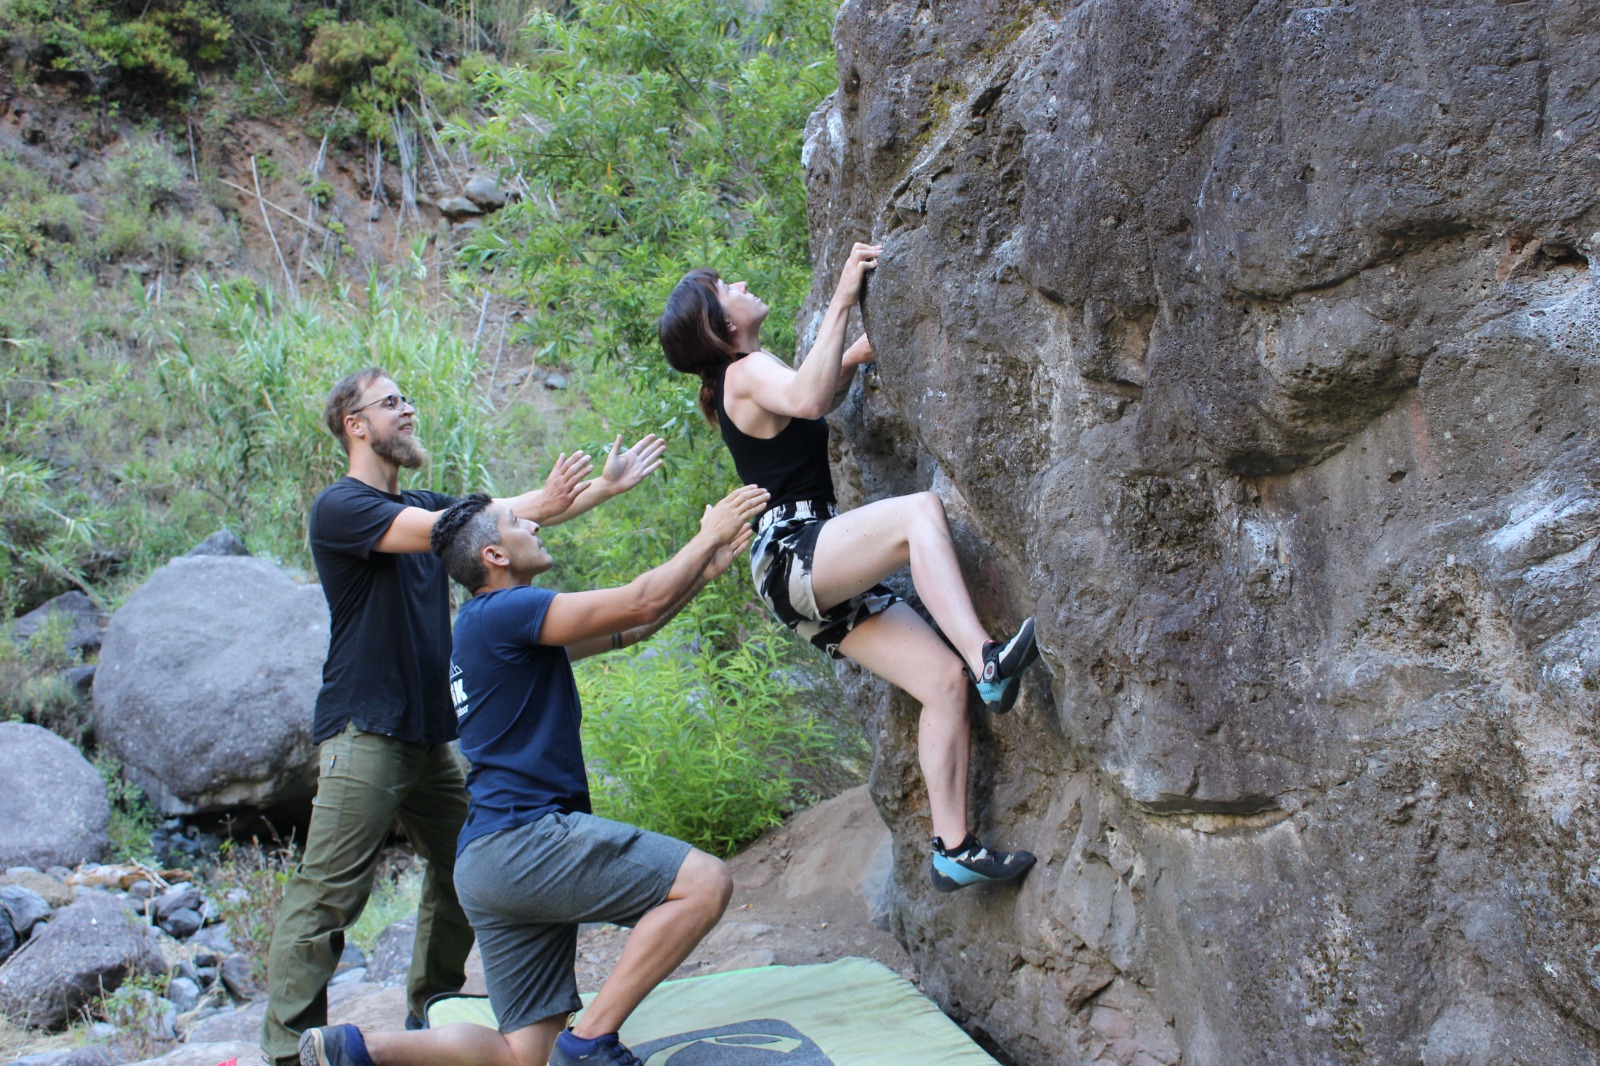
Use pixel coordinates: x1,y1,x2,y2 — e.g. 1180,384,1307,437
350,393,413,415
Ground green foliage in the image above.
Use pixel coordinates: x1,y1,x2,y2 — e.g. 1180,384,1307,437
347,856,422,953
96,755,160,862
150,269,494,568
301,174,334,206
98,136,205,265
455,0,852,853
462,0,837,376
293,19,416,139
0,613,87,740
207,837,297,973
577,609,841,856
0,154,90,275
0,183,493,607
3,0,232,96
291,17,492,144
0,452,100,618
95,971,176,1060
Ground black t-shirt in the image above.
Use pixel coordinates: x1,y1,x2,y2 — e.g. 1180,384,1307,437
309,477,457,745
715,356,836,508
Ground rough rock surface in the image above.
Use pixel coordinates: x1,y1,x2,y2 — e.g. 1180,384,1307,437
806,2,1600,1063
0,723,110,869
0,892,165,1029
1,884,54,940
92,556,329,814
9,591,109,658
364,920,416,986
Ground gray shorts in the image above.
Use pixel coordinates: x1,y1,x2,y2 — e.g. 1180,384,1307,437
453,811,692,1033
750,500,901,659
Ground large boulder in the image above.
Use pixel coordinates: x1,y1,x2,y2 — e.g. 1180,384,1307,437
0,723,109,869
0,892,166,1029
810,2,1600,1063
93,556,328,814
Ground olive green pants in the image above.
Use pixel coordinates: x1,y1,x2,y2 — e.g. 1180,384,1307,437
260,725,474,1066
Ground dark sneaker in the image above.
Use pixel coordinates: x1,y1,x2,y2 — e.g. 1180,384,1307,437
549,1030,644,1066
975,617,1039,714
930,834,1036,892
299,1024,371,1066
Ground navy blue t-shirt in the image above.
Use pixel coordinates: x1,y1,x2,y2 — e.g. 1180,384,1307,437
450,585,591,855
309,477,457,745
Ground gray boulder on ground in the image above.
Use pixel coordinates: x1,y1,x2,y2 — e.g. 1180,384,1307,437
13,1047,116,1066
0,892,165,1029
436,195,482,218
464,174,507,209
148,884,202,925
0,870,73,909
364,920,415,986
9,591,108,658
184,530,250,557
92,555,329,814
0,723,109,869
124,1041,261,1066
809,1,1600,1062
1,884,53,939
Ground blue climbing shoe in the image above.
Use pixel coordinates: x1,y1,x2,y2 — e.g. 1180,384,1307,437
974,617,1039,714
930,834,1036,892
299,1024,373,1066
549,1030,644,1066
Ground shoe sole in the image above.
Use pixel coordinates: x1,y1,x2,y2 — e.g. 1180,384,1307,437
299,1030,330,1066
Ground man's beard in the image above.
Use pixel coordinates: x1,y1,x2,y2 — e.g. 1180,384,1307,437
371,428,429,469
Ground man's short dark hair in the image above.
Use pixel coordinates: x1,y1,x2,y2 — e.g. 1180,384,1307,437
323,368,390,452
430,493,499,592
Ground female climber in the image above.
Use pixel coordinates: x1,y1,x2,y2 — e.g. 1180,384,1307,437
658,241,1039,892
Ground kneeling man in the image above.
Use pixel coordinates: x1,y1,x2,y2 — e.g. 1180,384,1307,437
300,483,770,1066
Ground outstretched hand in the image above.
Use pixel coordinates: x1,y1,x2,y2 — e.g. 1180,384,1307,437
595,433,667,496
531,450,593,521
833,242,882,305
707,523,756,579
701,485,770,545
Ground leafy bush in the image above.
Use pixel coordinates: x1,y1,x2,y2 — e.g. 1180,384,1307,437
0,612,88,740
347,854,422,953
462,0,836,378
207,837,297,974
97,755,161,862
3,0,232,96
0,452,101,618
94,972,178,1060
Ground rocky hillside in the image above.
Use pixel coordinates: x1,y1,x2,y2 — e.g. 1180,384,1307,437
804,1,1600,1062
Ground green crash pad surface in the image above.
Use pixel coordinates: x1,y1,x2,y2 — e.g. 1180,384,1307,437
425,956,999,1064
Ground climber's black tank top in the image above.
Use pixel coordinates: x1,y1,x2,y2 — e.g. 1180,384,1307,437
716,355,836,509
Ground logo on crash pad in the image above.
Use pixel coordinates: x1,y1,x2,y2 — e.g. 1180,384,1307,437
634,1019,832,1064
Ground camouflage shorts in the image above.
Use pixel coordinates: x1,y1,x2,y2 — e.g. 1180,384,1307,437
749,499,901,659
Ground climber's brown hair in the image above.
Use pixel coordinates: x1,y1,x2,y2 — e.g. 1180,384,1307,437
658,269,740,425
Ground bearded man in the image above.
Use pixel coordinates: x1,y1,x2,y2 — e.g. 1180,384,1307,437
261,368,664,1066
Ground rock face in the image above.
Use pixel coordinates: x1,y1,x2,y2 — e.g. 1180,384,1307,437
0,892,165,1029
0,723,110,869
93,555,329,814
807,2,1600,1063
